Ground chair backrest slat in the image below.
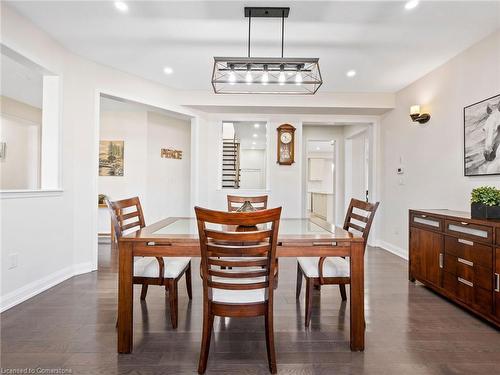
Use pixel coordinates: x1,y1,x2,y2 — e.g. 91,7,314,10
195,206,281,303
105,196,146,239
208,258,268,268
343,198,379,243
227,195,268,212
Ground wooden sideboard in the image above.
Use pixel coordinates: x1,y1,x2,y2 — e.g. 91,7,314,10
409,209,500,328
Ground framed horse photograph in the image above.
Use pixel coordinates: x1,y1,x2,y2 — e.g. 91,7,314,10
464,94,500,176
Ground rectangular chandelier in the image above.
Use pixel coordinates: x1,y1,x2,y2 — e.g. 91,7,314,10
212,57,322,95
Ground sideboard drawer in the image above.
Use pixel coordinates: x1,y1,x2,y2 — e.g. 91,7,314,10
444,236,492,269
455,263,492,291
443,254,492,291
410,212,443,231
445,220,493,244
456,277,493,315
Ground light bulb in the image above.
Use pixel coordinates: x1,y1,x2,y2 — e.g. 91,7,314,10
245,64,253,85
261,71,269,85
279,71,286,85
295,71,303,85
114,1,128,12
228,71,236,85
245,71,253,84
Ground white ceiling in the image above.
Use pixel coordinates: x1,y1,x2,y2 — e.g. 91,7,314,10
307,139,334,153
6,1,500,93
230,121,267,149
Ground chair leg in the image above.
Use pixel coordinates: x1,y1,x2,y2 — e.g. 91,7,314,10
198,308,214,374
305,278,314,327
296,262,303,299
140,284,148,300
167,281,178,329
186,262,193,300
265,305,277,374
339,284,347,301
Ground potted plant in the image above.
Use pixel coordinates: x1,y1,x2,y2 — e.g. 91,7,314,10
470,186,500,219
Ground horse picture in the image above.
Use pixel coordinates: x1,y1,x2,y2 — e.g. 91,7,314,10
464,94,500,176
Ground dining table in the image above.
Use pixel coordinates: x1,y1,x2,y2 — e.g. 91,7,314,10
116,216,366,353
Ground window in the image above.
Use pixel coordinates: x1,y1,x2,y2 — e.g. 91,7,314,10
1,45,61,192
221,121,267,189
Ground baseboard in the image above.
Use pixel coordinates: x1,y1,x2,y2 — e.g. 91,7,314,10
374,240,408,260
0,262,93,312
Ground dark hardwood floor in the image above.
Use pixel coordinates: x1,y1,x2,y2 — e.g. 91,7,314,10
2,243,500,374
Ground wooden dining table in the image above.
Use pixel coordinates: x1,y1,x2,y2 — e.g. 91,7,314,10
117,216,366,353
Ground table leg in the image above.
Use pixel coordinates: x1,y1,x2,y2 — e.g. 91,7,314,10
349,241,365,351
118,241,134,353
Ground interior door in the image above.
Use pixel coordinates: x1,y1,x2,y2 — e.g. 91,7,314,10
345,130,370,204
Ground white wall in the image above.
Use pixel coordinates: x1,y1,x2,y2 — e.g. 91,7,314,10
378,30,500,259
97,108,191,233
0,96,42,189
145,111,191,223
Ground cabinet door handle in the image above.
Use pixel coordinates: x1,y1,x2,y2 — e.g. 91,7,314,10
458,238,474,246
495,273,500,293
458,277,473,287
460,222,469,225
420,215,427,218
439,253,444,269
457,257,473,267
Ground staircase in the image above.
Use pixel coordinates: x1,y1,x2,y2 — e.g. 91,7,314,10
222,140,240,188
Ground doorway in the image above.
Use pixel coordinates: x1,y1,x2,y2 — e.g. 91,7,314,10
305,139,335,222
95,94,193,270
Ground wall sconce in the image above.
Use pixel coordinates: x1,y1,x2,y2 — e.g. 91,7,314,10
410,105,430,124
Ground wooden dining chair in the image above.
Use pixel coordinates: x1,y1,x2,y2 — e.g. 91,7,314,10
227,194,268,211
106,196,192,328
296,198,379,327
195,206,282,374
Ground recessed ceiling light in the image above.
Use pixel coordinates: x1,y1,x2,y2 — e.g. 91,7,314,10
253,133,258,138
254,123,260,128
346,70,357,78
316,147,320,151
405,0,419,10
163,66,174,75
252,141,256,145
114,1,128,12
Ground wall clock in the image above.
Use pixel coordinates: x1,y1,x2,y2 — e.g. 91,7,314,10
277,124,296,165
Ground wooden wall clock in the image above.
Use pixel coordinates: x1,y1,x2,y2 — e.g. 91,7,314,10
277,124,296,165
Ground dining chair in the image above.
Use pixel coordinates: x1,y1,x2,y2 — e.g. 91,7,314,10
227,194,268,211
226,195,279,284
106,196,192,328
195,206,282,374
296,198,379,327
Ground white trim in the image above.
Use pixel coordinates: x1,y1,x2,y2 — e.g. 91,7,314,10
0,189,63,199
0,262,93,312
375,240,408,260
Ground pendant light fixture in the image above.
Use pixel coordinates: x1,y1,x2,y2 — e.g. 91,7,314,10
211,7,322,94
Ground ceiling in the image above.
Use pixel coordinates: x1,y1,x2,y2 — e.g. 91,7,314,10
230,121,267,149
307,140,334,153
6,1,500,93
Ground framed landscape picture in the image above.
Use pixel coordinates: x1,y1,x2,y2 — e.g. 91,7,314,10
99,140,124,176
464,94,500,176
